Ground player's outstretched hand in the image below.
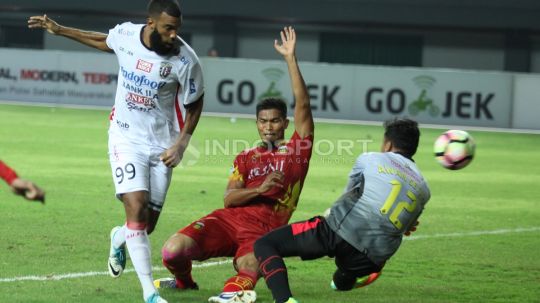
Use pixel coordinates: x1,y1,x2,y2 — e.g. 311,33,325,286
274,26,296,58
257,171,284,194
27,14,61,35
160,145,185,168
10,178,46,203
404,221,419,236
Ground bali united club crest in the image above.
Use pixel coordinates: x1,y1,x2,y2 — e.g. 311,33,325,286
159,62,173,78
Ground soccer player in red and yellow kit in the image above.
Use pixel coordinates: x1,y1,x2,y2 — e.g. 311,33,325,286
154,26,314,303
0,160,45,203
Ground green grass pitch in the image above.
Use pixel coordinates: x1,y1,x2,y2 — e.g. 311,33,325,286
0,104,539,302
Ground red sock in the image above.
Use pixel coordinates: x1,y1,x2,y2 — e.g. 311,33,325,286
222,269,258,292
175,273,197,289
162,253,197,289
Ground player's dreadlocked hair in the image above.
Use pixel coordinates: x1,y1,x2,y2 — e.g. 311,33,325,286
256,98,288,118
383,118,420,159
148,0,182,18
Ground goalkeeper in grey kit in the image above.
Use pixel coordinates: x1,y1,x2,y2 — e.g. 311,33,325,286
254,118,431,303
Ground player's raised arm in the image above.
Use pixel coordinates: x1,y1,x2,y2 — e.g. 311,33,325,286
28,14,112,53
275,26,314,139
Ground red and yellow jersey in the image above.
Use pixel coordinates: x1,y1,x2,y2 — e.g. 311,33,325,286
229,131,313,226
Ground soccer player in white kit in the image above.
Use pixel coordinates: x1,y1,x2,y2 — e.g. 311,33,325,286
28,1,204,302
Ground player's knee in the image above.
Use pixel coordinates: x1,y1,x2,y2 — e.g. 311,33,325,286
162,234,199,263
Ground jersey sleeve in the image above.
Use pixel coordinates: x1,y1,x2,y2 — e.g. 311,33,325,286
178,58,204,107
289,131,313,161
228,153,248,182
0,160,18,185
106,24,120,52
419,181,431,206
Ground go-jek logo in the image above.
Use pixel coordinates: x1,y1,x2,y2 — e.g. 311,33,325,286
257,68,285,102
120,66,165,89
366,74,495,120
408,75,440,117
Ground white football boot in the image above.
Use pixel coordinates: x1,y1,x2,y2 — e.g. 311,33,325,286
145,292,168,303
208,290,257,303
107,226,126,278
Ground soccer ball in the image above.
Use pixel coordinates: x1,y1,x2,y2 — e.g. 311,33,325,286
434,130,475,170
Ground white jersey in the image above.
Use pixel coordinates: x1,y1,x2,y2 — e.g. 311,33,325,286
106,22,204,148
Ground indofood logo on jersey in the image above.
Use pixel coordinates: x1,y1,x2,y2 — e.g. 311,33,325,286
120,66,165,89
365,75,494,120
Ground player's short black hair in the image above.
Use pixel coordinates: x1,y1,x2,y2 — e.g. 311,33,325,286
383,118,420,158
256,98,287,118
147,0,182,18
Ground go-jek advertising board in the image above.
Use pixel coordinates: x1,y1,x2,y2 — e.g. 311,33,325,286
203,58,513,128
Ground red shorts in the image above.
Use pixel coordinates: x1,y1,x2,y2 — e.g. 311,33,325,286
180,205,285,261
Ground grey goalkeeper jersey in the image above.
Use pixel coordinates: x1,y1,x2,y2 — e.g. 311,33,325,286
326,152,430,265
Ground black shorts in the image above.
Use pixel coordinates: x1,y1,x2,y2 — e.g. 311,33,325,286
284,216,382,277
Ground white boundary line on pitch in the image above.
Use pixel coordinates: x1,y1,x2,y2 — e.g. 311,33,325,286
404,226,540,241
0,259,233,283
1,226,539,283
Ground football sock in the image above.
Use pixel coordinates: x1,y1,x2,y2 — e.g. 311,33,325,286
162,245,198,288
110,224,126,254
222,269,258,292
258,253,292,303
125,223,156,300
255,225,297,303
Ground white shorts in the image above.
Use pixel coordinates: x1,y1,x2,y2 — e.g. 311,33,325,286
108,130,173,212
